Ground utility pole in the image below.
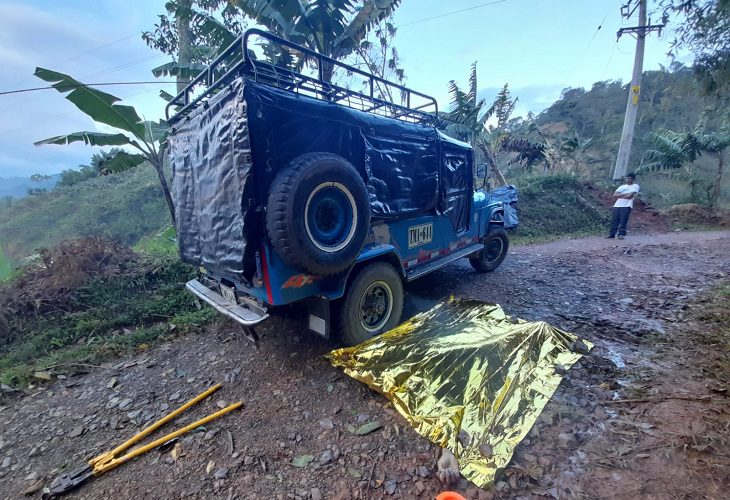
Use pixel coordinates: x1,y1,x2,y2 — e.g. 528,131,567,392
612,0,665,180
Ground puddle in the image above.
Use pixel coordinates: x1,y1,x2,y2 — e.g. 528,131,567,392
605,346,626,369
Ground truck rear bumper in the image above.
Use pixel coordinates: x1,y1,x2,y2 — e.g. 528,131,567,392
185,279,269,326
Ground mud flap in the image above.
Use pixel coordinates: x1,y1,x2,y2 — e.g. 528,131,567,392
306,296,331,339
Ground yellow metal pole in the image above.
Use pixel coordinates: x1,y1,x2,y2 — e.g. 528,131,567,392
93,402,243,474
89,383,222,468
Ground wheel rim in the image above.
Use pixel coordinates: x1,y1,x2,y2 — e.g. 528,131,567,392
484,237,504,264
358,280,393,333
305,182,357,252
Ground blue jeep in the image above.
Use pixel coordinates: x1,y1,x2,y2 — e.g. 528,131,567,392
167,30,518,345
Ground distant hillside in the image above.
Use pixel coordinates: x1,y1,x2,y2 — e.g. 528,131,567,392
515,66,729,207
532,66,717,170
0,173,61,199
0,167,169,262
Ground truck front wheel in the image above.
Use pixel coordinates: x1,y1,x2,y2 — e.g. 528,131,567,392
469,228,509,272
339,262,404,346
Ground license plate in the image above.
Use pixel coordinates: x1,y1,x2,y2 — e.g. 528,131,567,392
408,223,433,248
219,284,237,303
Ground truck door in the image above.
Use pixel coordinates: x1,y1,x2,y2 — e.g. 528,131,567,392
440,144,473,234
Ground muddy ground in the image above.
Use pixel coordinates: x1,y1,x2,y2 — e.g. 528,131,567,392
1,231,729,499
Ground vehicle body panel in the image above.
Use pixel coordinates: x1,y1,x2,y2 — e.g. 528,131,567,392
167,29,516,333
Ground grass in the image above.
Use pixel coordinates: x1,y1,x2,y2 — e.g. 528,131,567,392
134,226,178,257
0,244,11,281
0,256,216,388
687,283,730,393
0,167,169,263
508,174,607,244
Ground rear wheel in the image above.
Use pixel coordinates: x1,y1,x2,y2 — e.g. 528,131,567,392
469,228,509,272
339,262,404,346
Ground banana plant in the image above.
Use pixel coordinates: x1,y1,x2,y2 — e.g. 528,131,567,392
234,0,401,81
642,118,729,206
441,63,507,186
33,68,176,227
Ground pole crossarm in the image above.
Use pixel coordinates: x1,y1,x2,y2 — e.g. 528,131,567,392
616,23,665,40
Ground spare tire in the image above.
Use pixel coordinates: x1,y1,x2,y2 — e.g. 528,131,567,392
266,153,370,276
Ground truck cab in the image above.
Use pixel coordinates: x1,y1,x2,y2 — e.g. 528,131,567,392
167,30,517,345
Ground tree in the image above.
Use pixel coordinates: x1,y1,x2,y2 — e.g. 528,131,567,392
441,65,547,185
642,118,730,205
441,63,502,185
351,17,406,102
143,0,245,91
28,174,51,196
234,0,402,82
32,68,176,226
56,149,124,188
660,0,730,97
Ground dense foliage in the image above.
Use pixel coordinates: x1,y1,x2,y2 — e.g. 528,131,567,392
660,0,730,97
0,238,213,387
511,65,729,206
0,167,168,263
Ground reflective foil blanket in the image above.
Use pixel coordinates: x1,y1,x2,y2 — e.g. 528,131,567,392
326,299,592,488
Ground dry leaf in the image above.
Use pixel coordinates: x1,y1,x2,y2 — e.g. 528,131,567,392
291,455,315,468
354,421,382,435
33,371,51,381
170,442,183,462
206,460,215,474
22,479,45,496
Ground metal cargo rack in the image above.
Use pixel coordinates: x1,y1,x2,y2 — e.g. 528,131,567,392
166,29,438,125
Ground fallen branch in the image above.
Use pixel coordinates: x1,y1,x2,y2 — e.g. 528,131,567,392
40,362,105,371
604,395,716,404
366,459,377,500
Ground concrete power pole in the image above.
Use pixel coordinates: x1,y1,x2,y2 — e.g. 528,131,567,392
612,0,665,180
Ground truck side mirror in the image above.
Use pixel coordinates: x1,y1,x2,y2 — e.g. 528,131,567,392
475,163,488,190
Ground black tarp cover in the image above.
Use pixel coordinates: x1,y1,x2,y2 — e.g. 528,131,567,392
244,81,440,218
439,133,473,234
169,78,256,280
489,185,519,229
169,77,473,280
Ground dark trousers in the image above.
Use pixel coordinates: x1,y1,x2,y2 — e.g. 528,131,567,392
609,207,632,237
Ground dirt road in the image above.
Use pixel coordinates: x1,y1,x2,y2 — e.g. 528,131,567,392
1,231,729,499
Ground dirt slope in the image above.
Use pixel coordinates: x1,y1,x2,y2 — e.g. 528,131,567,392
1,231,729,499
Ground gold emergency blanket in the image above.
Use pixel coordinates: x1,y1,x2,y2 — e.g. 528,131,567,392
327,299,592,488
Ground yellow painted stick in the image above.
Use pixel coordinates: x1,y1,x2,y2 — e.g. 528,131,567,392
92,402,243,474
89,383,222,468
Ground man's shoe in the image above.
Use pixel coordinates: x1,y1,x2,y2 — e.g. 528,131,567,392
617,235,625,239
606,235,615,239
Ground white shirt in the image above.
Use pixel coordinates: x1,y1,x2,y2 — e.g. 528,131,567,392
613,183,640,208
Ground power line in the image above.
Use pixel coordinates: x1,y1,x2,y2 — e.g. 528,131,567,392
0,81,176,97
0,52,168,114
397,0,509,28
0,87,162,137
4,33,140,90
566,0,621,82
81,54,168,81
60,33,140,65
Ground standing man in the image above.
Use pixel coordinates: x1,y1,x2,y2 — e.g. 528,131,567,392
608,172,640,239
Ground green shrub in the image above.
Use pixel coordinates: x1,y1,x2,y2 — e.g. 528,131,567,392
0,243,213,387
510,174,607,241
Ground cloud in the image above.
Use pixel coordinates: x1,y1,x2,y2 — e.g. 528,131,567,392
477,84,565,118
0,0,173,177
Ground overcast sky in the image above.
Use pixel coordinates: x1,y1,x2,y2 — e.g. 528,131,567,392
0,0,688,177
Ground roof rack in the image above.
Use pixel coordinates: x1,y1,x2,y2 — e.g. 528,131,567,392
166,29,438,125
